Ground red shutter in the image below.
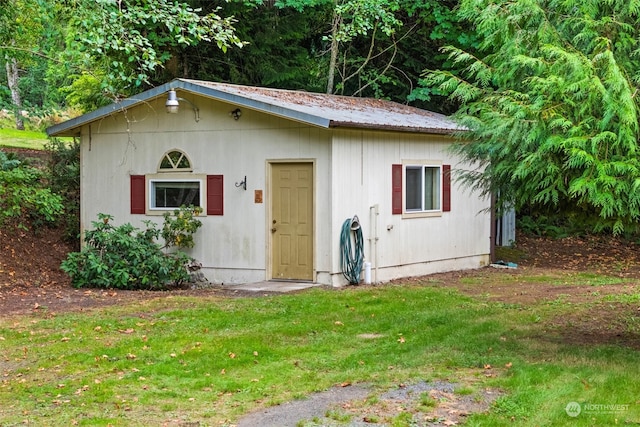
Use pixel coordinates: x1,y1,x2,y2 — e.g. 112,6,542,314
392,164,402,215
130,175,145,214
207,175,224,215
442,164,451,212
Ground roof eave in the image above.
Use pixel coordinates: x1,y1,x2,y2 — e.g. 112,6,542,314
328,121,461,135
46,79,333,136
46,83,175,137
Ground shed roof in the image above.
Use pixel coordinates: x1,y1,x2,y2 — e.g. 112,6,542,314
47,78,461,137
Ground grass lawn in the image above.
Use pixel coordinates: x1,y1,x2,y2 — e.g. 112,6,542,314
1,280,639,426
0,127,49,149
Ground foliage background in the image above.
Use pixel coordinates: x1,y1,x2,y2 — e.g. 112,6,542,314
4,0,640,236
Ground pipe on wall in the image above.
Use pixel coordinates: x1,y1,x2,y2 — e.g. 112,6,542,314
369,204,379,283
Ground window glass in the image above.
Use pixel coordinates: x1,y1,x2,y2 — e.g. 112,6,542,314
159,150,192,171
151,180,201,209
424,167,440,210
405,165,441,212
405,166,422,211
160,157,173,169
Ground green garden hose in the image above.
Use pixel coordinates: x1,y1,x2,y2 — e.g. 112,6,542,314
340,216,364,284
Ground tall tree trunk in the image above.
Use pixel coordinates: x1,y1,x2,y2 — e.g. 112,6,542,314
326,12,341,95
5,57,24,130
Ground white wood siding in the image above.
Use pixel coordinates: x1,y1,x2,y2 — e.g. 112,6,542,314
328,129,490,285
79,96,332,284
78,95,489,287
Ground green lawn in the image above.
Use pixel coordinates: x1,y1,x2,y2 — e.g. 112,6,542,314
1,281,638,426
0,127,49,149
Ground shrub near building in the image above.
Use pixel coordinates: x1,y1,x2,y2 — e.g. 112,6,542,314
61,207,202,290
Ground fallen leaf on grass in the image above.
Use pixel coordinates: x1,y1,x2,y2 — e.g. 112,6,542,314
74,385,89,395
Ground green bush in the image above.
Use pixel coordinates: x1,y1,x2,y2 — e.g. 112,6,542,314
0,149,64,229
61,208,202,290
162,205,203,249
45,139,80,246
0,150,21,170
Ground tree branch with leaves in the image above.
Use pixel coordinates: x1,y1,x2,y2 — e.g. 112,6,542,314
67,0,245,99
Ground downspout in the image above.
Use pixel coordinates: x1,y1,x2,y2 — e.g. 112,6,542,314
490,193,496,263
369,204,379,283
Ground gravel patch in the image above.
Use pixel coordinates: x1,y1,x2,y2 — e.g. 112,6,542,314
235,385,371,427
234,380,502,427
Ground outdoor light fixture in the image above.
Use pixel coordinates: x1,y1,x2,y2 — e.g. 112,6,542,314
230,108,242,120
165,89,200,122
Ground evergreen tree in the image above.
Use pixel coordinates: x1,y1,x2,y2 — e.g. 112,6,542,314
422,0,640,234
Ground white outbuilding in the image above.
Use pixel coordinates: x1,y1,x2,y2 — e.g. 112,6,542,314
47,79,492,287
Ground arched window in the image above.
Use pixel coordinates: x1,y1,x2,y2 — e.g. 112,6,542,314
150,150,199,209
158,149,192,172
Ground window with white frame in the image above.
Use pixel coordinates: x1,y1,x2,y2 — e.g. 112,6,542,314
405,164,441,212
149,179,202,209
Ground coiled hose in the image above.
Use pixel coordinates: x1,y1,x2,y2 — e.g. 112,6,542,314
340,216,364,285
